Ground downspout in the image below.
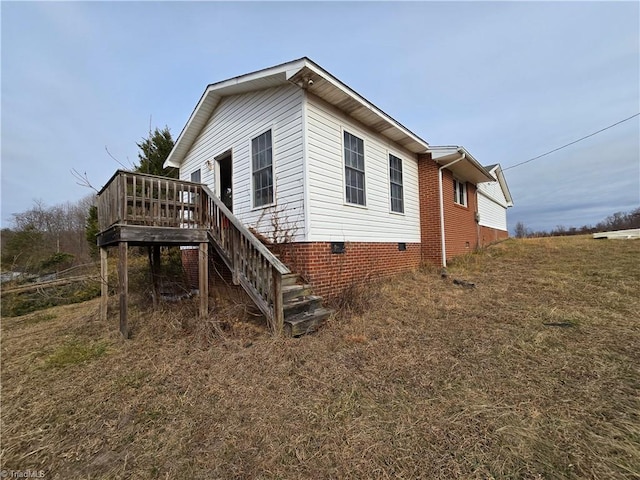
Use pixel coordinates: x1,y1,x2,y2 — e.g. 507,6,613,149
438,153,465,268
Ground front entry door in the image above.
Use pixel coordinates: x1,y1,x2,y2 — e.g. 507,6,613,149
216,152,233,212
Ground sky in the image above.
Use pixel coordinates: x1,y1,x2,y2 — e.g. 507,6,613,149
2,1,639,234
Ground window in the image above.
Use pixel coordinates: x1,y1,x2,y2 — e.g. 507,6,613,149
454,178,467,206
252,130,273,207
389,154,404,213
189,169,201,204
344,131,365,205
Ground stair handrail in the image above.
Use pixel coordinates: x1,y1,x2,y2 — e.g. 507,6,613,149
200,185,289,333
200,185,290,275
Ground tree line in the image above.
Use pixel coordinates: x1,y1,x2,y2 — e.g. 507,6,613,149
1,127,176,276
514,207,640,239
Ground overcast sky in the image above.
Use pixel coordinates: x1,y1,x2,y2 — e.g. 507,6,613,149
2,1,639,233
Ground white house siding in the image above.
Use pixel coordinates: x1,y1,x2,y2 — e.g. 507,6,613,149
305,94,421,243
477,181,508,231
179,84,306,242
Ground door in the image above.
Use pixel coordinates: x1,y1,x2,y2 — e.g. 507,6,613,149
216,151,233,212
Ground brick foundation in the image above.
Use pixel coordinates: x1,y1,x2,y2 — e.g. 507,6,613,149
479,225,509,247
181,247,233,290
271,242,421,299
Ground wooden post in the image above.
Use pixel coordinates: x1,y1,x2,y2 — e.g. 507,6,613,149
231,228,240,285
100,247,108,321
198,242,209,318
149,245,161,308
272,267,284,335
118,242,129,339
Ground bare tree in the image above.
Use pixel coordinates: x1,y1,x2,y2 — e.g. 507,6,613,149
514,221,529,239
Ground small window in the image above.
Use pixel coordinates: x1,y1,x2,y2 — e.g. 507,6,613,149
252,130,273,207
454,178,467,206
389,154,404,213
344,131,366,206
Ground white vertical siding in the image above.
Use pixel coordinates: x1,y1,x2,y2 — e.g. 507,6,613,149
477,180,508,231
305,94,421,243
179,85,306,242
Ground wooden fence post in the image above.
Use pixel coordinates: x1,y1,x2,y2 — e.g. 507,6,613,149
118,242,129,339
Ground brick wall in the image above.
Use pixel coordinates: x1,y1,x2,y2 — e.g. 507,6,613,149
181,248,199,290
441,168,479,258
271,242,421,299
479,225,509,247
417,153,442,264
417,153,508,265
181,247,233,291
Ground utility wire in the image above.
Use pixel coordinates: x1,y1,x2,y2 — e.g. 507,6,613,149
503,113,640,171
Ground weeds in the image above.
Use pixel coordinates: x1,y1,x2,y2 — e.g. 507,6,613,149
1,280,100,317
330,278,378,316
1,236,639,479
44,340,108,368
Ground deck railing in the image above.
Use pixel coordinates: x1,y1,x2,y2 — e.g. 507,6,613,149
97,170,203,231
97,170,290,332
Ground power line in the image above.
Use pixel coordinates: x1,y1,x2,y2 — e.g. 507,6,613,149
503,113,640,171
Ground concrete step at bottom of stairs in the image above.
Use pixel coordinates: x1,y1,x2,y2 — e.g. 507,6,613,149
284,307,333,337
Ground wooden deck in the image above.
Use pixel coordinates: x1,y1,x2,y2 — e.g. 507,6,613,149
96,171,291,338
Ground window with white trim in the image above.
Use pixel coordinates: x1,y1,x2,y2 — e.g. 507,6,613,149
389,154,404,213
252,130,273,207
344,131,365,206
453,178,467,206
189,169,201,204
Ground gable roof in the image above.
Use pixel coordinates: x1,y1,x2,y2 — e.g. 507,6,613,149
483,164,514,207
163,58,500,188
164,57,430,168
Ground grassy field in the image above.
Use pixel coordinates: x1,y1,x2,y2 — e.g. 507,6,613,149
1,236,638,479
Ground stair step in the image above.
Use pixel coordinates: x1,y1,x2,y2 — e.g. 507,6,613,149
284,307,333,337
282,274,302,287
282,283,313,302
284,295,323,317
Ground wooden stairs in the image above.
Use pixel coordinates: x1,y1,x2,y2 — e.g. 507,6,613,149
281,274,332,337
96,170,332,337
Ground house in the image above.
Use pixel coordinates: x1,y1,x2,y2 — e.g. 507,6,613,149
163,57,512,299
477,164,513,245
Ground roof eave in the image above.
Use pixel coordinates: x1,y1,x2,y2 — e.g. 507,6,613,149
493,165,514,207
429,146,495,184
165,57,431,168
292,59,430,153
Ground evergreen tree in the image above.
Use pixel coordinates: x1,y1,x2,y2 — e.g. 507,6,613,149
136,126,177,178
85,205,99,259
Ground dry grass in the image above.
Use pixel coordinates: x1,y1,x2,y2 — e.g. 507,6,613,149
1,235,639,479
